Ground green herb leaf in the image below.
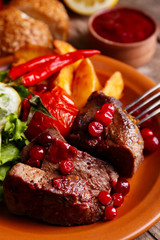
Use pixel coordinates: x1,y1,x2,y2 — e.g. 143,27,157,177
28,94,56,123
13,85,29,100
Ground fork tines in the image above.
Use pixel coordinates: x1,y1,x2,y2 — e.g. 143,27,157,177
125,83,160,125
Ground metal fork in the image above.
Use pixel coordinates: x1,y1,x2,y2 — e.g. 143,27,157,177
125,83,160,126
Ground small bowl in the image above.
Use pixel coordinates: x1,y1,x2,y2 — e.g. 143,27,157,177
88,7,159,67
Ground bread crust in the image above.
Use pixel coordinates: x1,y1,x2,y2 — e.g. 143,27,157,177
8,0,69,40
0,8,53,55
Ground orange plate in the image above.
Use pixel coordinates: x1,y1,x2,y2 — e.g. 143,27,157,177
0,55,160,240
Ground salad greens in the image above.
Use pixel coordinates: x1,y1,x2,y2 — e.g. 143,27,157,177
3,113,29,145
0,81,29,201
0,72,56,201
0,113,28,201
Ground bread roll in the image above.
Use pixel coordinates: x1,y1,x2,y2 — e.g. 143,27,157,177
8,0,69,40
0,8,53,55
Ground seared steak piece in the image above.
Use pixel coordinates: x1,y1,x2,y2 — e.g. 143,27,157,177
4,127,119,226
3,163,104,226
68,91,144,177
20,127,65,163
21,126,118,194
41,138,118,194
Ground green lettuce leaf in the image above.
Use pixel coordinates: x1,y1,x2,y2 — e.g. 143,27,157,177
0,143,20,166
0,112,29,201
0,143,20,201
3,113,28,146
0,163,12,181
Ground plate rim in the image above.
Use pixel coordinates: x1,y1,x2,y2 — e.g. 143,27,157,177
0,54,160,240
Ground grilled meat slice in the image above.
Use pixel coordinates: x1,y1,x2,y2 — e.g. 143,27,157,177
4,126,118,226
3,163,104,226
68,91,144,177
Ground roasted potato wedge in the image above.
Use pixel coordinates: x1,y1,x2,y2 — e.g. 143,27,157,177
53,40,81,70
102,71,124,99
72,58,102,109
49,65,74,95
51,40,78,94
53,40,76,54
13,44,56,66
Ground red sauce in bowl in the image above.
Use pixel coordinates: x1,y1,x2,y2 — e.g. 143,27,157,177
92,8,155,43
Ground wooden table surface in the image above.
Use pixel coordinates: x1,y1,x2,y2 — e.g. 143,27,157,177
68,0,160,239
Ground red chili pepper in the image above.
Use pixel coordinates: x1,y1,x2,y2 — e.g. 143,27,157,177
18,49,100,87
9,54,57,80
24,86,79,140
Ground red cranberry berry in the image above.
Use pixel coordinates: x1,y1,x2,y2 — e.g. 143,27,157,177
98,191,112,205
52,177,62,189
52,176,68,190
128,105,142,117
144,136,159,152
60,160,74,175
140,113,152,128
94,110,113,126
104,206,117,220
52,177,67,190
132,108,142,117
29,145,45,161
112,193,124,207
38,132,53,146
67,146,78,158
36,84,48,92
101,103,115,115
88,121,103,137
140,128,154,139
113,178,130,196
26,158,41,168
111,179,117,187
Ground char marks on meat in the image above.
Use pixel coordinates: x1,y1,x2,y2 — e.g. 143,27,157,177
3,163,103,226
3,126,118,226
68,91,144,177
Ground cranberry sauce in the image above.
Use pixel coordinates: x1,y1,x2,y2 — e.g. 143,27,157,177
52,176,69,191
92,8,155,43
46,138,77,163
